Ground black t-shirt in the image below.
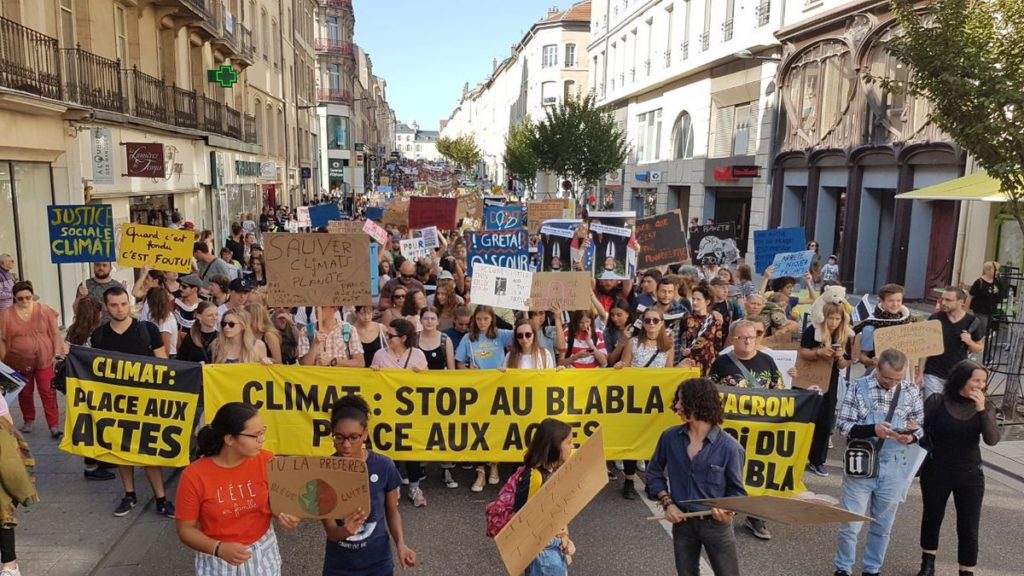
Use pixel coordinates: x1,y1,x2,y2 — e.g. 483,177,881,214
710,351,781,389
90,319,164,357
924,312,984,379
225,238,245,264
968,278,1002,316
800,325,850,390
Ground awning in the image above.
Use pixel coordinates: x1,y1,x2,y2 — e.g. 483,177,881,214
895,172,1007,202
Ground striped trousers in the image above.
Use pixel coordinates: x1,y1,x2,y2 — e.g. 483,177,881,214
195,527,282,576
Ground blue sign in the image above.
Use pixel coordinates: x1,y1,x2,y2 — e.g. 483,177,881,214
47,204,115,263
484,205,524,231
770,250,815,278
377,185,393,194
370,243,379,297
300,167,312,179
635,172,650,182
364,207,384,221
308,203,342,229
465,230,529,276
753,227,806,273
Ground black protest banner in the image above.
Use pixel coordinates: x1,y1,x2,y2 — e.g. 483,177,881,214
59,346,201,467
688,223,740,265
636,210,688,268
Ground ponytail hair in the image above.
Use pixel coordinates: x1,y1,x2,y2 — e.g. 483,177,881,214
196,402,258,457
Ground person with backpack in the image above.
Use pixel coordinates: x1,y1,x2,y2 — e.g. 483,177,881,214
299,306,364,367
322,395,416,576
486,418,576,575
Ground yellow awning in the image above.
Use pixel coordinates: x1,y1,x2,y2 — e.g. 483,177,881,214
896,172,1006,202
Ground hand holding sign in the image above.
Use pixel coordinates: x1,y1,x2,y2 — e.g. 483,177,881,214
770,250,815,278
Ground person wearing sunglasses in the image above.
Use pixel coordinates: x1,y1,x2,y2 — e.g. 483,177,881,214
380,287,407,327
177,402,300,574
502,319,556,370
210,310,270,365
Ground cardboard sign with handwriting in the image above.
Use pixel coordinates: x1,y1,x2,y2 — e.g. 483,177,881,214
327,220,363,235
529,272,592,311
792,356,835,392
873,320,944,360
362,219,389,246
264,233,371,307
496,428,608,576
527,199,569,234
267,457,370,520
382,200,409,229
694,495,871,525
117,223,193,273
408,196,458,230
459,194,481,221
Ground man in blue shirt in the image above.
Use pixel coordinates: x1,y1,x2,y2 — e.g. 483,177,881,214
647,377,746,576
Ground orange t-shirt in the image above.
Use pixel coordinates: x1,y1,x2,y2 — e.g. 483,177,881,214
176,450,274,545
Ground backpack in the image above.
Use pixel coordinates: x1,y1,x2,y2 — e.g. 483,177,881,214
485,465,526,538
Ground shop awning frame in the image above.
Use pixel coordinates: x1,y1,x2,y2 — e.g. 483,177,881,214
895,172,1009,202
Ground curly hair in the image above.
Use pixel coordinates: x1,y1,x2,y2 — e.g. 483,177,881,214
673,377,724,425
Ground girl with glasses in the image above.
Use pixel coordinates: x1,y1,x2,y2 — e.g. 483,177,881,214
176,402,300,575
502,319,556,370
210,310,269,365
322,395,416,576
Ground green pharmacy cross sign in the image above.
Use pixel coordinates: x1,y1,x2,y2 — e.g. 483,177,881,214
207,65,239,88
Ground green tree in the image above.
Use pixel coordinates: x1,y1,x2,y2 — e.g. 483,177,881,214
437,134,482,173
879,0,1024,237
531,94,629,204
503,118,539,194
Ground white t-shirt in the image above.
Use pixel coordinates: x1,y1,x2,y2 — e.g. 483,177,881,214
502,349,555,369
151,314,179,356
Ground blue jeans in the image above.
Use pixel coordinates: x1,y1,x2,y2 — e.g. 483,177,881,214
834,450,912,574
525,538,567,576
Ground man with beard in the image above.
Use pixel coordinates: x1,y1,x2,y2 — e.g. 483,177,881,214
919,287,984,399
76,262,120,322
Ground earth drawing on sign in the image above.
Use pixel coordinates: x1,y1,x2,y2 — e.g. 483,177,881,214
298,478,339,516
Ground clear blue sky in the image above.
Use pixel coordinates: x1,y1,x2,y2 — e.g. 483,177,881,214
354,0,572,131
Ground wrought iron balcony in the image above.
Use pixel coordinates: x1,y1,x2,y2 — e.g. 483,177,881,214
0,16,62,100
664,50,672,68
170,85,197,129
62,47,123,112
756,1,771,27
244,113,257,143
722,19,734,42
318,88,353,104
699,31,710,52
681,41,689,60
124,67,168,123
199,94,223,133
314,38,355,59
236,23,256,65
224,105,242,139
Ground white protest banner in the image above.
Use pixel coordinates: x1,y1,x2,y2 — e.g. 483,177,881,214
771,250,815,278
470,263,532,311
419,226,440,249
362,219,389,246
766,350,798,389
400,238,431,261
296,206,311,228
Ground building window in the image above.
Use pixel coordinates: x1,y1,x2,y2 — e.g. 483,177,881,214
671,111,694,159
733,103,751,155
542,81,557,106
563,80,576,101
261,9,269,59
0,162,61,313
114,5,128,64
59,0,75,48
327,63,340,91
327,16,339,42
636,109,663,163
542,45,558,68
328,116,349,149
271,20,278,65
565,44,576,67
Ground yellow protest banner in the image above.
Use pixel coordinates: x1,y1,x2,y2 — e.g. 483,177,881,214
116,223,194,273
59,346,202,467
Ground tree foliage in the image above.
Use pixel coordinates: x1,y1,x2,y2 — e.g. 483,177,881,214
503,118,539,193
530,94,630,203
880,0,1024,237
437,134,482,172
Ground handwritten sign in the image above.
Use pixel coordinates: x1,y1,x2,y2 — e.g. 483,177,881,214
792,356,834,392
382,200,410,229
873,320,944,360
263,233,371,307
636,210,687,268
694,495,871,525
495,428,608,576
465,230,529,276
327,220,363,235
689,223,740,265
527,199,569,234
408,196,458,230
47,204,115,263
529,272,592,311
362,219,389,246
770,250,815,278
458,194,481,221
267,456,370,520
484,205,524,231
754,227,806,273
116,223,193,273
416,226,440,249
399,238,431,261
470,263,533,311
296,206,311,228
308,204,342,230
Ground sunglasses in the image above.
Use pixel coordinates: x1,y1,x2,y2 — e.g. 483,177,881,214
394,294,407,299
643,317,661,325
14,295,33,302
516,332,534,339
387,333,402,339
221,321,238,329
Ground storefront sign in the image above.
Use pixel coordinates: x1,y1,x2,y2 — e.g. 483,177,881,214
713,165,761,181
260,162,278,181
92,128,114,185
634,171,650,182
124,143,165,178
328,159,345,179
236,160,261,177
605,169,623,188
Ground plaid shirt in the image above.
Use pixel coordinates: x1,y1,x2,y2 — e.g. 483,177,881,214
837,374,925,439
297,321,364,366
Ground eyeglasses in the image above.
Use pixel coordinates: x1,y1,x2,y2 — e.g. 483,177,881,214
516,332,534,339
14,295,33,302
387,333,402,339
734,336,756,342
333,433,364,445
642,317,662,325
237,428,267,442
221,321,238,329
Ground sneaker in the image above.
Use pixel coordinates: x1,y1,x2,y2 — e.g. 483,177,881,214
18,422,32,433
113,494,138,517
621,479,638,500
744,516,771,540
443,470,459,489
471,471,485,493
834,571,851,576
409,486,426,507
156,499,176,518
607,469,617,481
637,460,647,472
0,565,22,576
84,467,116,481
401,476,410,486
51,427,64,439
861,573,880,576
488,467,500,485
808,464,830,477
614,460,624,471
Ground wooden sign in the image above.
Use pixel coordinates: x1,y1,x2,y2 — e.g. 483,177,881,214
327,220,363,235
792,356,834,392
267,456,370,520
873,320,944,360
529,272,592,311
496,428,608,576
263,233,372,307
408,196,458,230
527,199,568,235
693,495,871,525
382,200,409,229
116,223,193,273
636,210,688,268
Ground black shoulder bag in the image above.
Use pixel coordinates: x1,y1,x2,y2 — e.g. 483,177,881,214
844,384,901,479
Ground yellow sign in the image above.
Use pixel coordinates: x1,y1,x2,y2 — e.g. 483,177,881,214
116,223,194,273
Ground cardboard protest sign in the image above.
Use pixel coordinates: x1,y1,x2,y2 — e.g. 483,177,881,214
770,250,815,278
382,200,409,229
458,194,481,221
689,223,740,265
308,203,342,229
465,230,529,276
47,204,115,264
263,233,372,307
539,220,582,272
527,199,569,234
362,219,389,246
761,332,802,351
296,206,311,228
117,223,193,273
408,196,458,230
60,346,201,467
470,263,532,311
364,207,384,222
416,226,440,249
399,238,431,261
636,210,687,268
765,350,798,389
792,356,835,392
483,195,507,207
588,211,637,280
484,205,524,231
754,227,806,273
327,220,363,235
693,495,871,525
495,428,608,576
529,272,592,311
873,320,944,360
267,457,370,520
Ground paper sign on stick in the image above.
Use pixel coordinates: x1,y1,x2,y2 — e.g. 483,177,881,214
362,219,389,246
267,457,370,520
470,263,532,311
399,238,431,261
495,428,608,576
529,272,592,311
689,223,740,265
765,350,798,389
47,204,115,264
263,233,372,307
792,356,834,392
117,223,194,273
408,197,458,230
770,250,815,278
873,320,944,360
693,495,872,525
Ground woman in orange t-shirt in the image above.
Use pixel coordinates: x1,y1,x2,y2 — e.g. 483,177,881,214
175,403,299,575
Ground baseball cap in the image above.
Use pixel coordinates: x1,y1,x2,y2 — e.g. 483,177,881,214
229,277,254,293
179,274,203,288
437,270,454,281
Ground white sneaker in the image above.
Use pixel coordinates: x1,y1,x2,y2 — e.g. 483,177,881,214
1,565,22,576
614,460,624,471
637,460,647,472
409,485,426,507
